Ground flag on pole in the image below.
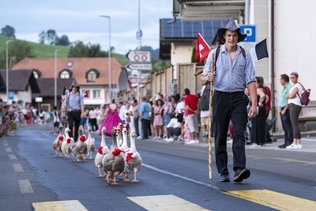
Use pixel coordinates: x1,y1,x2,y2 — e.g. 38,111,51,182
195,33,211,63
249,39,269,62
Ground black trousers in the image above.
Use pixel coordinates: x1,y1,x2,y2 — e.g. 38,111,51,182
141,119,150,139
89,118,97,131
68,111,81,142
252,106,266,145
265,111,272,143
134,117,140,136
280,108,293,145
167,127,181,138
213,91,248,175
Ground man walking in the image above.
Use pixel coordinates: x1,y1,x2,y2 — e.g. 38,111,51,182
183,88,199,144
201,18,257,182
139,97,151,140
66,81,84,142
278,74,293,148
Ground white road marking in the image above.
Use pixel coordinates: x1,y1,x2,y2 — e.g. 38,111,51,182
128,195,209,211
8,154,17,160
32,200,88,211
13,163,24,172
18,179,34,194
5,147,12,153
142,163,220,191
3,143,8,146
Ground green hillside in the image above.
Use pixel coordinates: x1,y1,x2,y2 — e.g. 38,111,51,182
0,36,69,57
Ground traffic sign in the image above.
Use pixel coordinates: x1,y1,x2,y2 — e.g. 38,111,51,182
125,50,151,62
240,25,256,42
127,63,152,71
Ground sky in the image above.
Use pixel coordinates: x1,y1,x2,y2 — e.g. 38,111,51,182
1,0,173,54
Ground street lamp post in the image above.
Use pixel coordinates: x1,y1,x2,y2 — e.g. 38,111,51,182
6,40,13,102
54,49,59,107
100,15,112,102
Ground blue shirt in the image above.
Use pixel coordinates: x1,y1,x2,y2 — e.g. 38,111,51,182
66,92,84,110
278,83,292,108
139,101,150,120
202,45,256,92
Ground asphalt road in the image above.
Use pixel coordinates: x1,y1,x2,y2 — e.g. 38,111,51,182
1,124,316,211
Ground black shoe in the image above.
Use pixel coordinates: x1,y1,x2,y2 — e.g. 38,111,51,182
233,169,250,183
278,144,286,149
220,174,230,182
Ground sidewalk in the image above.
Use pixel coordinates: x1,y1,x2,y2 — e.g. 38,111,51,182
146,136,316,153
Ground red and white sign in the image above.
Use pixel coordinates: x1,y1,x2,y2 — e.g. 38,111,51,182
125,50,151,63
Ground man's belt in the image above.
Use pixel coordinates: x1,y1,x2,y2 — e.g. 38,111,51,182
69,110,81,112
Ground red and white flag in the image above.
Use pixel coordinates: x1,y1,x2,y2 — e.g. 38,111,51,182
195,33,211,63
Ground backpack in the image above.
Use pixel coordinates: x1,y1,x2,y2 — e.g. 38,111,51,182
297,83,311,106
202,45,246,100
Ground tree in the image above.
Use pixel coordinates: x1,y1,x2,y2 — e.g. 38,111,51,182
38,30,71,46
68,41,107,57
55,35,71,46
39,30,46,44
46,29,57,45
0,41,34,69
1,25,15,38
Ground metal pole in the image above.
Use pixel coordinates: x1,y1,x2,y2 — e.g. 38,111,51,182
6,40,13,102
100,15,112,102
245,0,250,24
54,49,59,107
137,0,141,102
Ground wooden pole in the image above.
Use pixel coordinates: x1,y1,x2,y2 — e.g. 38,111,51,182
208,53,215,180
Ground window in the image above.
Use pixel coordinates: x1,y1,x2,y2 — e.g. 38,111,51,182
60,70,70,79
93,90,101,99
87,71,97,82
86,69,100,82
67,61,73,68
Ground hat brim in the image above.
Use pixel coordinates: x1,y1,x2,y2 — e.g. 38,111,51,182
217,28,247,43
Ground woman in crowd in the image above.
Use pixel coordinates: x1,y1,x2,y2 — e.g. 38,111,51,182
164,113,182,142
251,77,268,147
97,104,108,130
98,102,121,137
153,99,164,139
162,96,172,138
286,72,303,149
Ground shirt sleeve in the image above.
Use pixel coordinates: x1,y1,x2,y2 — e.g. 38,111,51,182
245,52,256,85
80,94,84,107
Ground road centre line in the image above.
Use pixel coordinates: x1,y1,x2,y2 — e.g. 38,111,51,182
32,200,87,211
13,163,24,172
3,143,8,146
18,179,33,194
142,163,220,191
8,154,17,160
5,147,12,153
128,195,209,211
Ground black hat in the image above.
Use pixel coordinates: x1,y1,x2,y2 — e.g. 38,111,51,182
217,17,247,43
71,80,79,88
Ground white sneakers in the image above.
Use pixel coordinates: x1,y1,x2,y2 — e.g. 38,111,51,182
185,140,200,145
164,138,174,142
285,144,302,149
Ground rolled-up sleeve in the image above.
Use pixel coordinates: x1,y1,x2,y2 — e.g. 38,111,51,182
80,94,84,106
245,53,256,85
